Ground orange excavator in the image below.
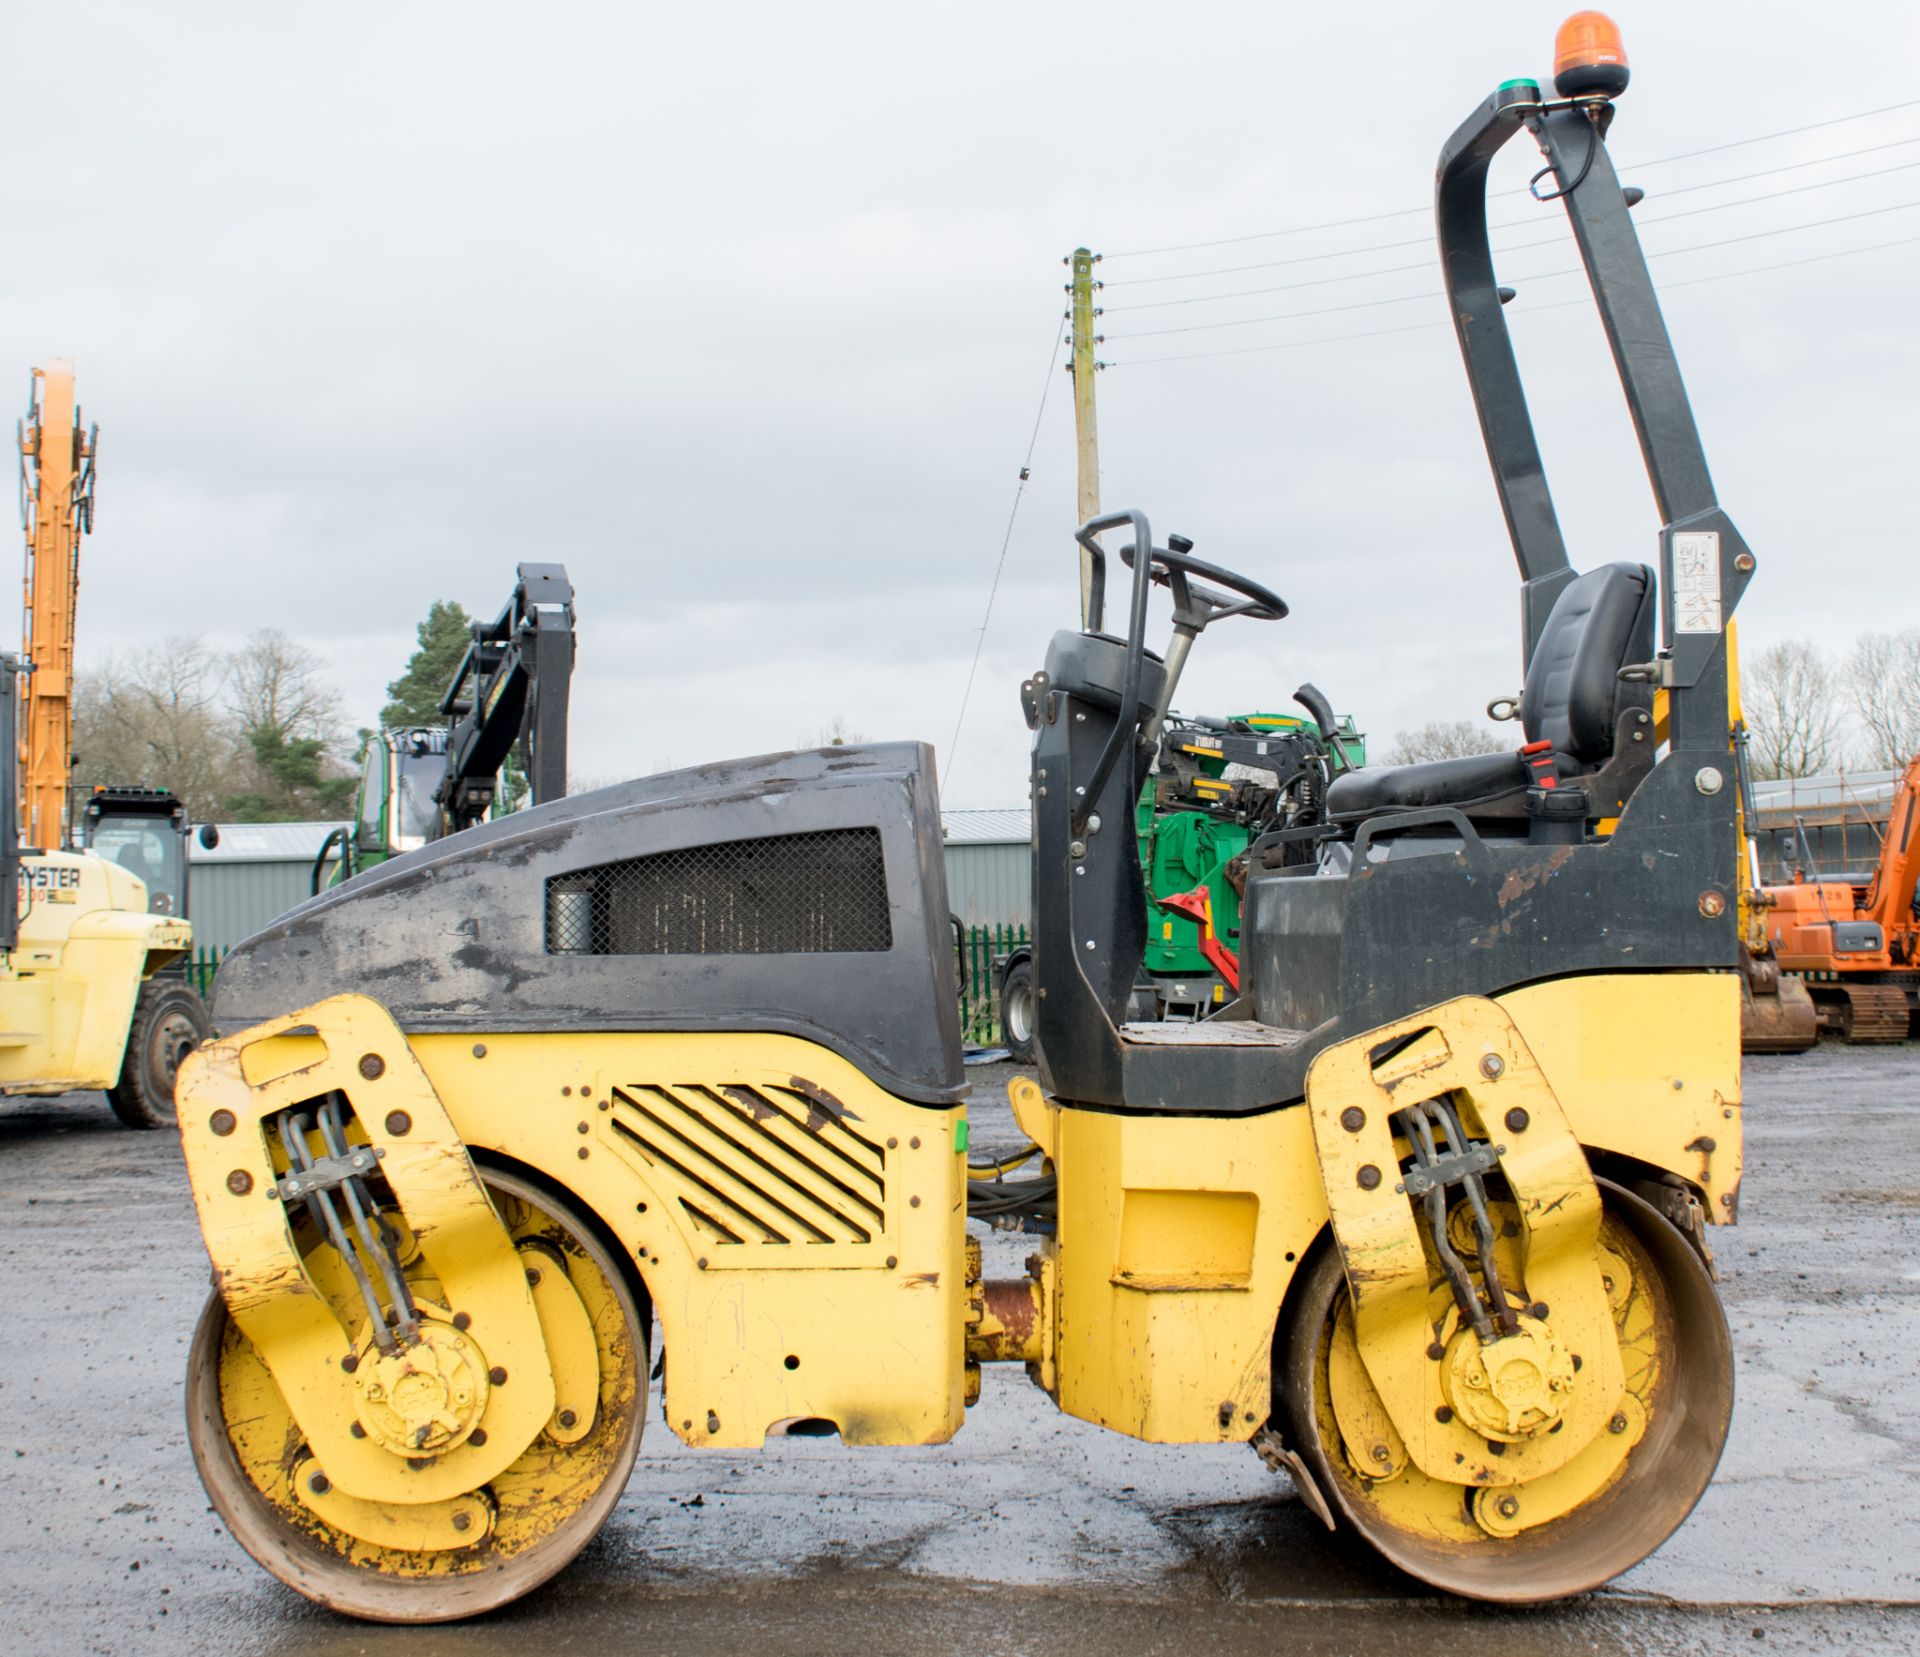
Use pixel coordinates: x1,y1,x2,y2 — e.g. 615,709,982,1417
1759,753,1920,1042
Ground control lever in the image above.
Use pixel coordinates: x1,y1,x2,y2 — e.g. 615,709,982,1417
1293,682,1354,777
1293,682,1337,740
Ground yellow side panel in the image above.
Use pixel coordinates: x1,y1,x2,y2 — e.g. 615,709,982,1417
1498,974,1742,1221
1049,1103,1328,1445
47,936,145,1088
407,1031,968,1450
0,977,83,1083
0,937,145,1091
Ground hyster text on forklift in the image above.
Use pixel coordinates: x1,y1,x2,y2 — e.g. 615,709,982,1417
174,14,1749,1620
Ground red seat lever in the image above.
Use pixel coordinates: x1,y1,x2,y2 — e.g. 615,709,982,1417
1155,886,1241,993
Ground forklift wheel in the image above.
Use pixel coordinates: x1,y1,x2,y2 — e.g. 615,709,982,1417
108,980,210,1130
1000,959,1036,1064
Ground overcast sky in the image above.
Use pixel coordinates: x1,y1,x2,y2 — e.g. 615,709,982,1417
4,2,1916,808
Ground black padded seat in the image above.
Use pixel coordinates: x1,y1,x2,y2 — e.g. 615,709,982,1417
1321,748,1528,818
1043,630,1167,717
1327,561,1654,823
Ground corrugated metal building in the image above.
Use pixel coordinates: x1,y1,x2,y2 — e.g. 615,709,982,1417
189,821,340,955
941,808,1031,928
184,808,1039,954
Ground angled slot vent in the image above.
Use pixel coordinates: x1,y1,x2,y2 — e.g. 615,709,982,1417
608,1081,887,1248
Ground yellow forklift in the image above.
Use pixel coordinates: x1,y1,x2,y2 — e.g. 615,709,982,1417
174,15,1742,1619
2,363,209,1127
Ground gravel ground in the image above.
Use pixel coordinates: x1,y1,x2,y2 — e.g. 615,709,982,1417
0,1040,1915,1655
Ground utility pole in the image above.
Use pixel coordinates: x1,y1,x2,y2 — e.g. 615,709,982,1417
1067,248,1102,629
18,361,96,850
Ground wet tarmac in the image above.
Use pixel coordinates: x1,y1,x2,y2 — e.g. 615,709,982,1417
1,1043,1916,1655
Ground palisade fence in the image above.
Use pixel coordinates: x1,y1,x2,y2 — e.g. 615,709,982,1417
958,922,1028,1049
183,929,1032,1049
186,948,226,1001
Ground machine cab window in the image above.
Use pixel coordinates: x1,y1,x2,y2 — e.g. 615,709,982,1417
80,792,192,918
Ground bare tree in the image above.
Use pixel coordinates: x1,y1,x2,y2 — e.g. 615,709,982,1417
1843,629,1920,770
71,634,242,820
1385,718,1506,767
222,630,356,820
73,629,358,823
226,628,346,747
1743,639,1844,780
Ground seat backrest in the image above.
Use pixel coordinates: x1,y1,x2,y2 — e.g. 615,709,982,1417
1041,630,1168,716
1520,562,1655,762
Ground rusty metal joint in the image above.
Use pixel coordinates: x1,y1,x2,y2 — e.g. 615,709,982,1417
965,1277,1044,1366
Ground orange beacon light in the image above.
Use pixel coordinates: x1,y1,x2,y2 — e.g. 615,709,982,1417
1554,11,1630,99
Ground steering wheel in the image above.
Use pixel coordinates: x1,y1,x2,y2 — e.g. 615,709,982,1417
1120,534,1288,629
1067,508,1287,833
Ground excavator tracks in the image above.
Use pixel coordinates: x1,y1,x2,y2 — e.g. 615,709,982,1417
1813,982,1914,1044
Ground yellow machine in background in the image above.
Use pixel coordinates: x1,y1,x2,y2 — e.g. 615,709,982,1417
2,363,209,1126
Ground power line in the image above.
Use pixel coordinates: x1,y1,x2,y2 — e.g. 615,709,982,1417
1103,197,1920,341
1527,230,1920,307
1597,155,1920,225
1116,317,1442,368
1104,149,1920,310
1634,134,1920,199
1104,155,1920,292
1642,194,1920,257
1622,97,1920,172
1106,249,1438,308
945,313,1067,789
1107,233,1920,367
1100,97,1920,260
1105,201,1431,262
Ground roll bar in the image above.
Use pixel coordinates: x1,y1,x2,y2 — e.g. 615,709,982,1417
1436,78,1753,746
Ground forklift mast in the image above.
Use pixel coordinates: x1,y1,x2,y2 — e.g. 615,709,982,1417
16,361,98,852
0,654,19,953
435,563,575,834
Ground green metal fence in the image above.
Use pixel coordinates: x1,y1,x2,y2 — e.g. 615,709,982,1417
958,922,1028,1049
187,948,226,1001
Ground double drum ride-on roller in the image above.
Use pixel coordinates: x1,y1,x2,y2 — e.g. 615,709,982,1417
177,15,1744,1621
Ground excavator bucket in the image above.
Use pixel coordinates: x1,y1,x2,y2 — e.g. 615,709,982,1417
1740,971,1818,1054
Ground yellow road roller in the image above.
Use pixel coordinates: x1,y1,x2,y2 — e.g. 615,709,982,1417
176,14,1745,1620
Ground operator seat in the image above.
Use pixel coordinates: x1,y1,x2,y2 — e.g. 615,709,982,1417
1326,561,1655,824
